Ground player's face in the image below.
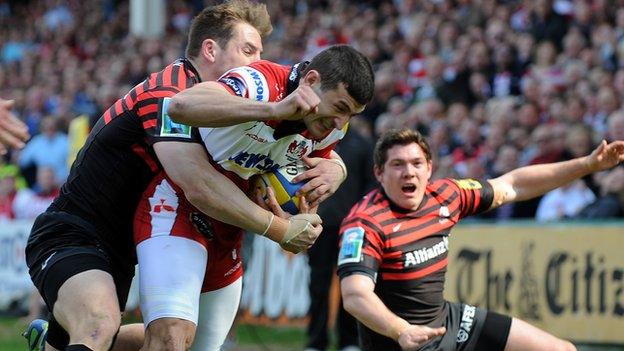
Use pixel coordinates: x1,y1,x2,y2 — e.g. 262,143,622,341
374,143,432,211
303,83,365,139
215,21,263,74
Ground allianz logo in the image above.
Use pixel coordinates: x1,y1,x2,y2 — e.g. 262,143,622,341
404,236,449,268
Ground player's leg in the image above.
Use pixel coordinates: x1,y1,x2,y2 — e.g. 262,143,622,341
503,318,576,351
136,235,207,351
190,277,242,351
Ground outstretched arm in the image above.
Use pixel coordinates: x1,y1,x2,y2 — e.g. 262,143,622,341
488,140,624,209
341,275,445,350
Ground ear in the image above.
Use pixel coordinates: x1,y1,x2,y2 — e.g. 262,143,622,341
374,165,383,183
201,39,219,63
301,69,320,86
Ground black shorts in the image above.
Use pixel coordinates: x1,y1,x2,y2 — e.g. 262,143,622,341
26,211,134,311
421,302,512,351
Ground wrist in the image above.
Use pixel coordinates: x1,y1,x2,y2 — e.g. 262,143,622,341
389,319,411,341
582,156,595,173
327,158,347,182
263,215,288,243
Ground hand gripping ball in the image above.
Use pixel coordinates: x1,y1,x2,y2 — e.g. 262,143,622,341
253,163,308,215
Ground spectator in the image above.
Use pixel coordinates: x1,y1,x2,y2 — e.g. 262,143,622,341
12,166,59,220
18,116,68,183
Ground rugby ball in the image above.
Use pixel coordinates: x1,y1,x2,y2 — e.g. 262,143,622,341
253,163,308,215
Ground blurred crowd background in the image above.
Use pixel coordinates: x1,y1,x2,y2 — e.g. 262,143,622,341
1,0,624,225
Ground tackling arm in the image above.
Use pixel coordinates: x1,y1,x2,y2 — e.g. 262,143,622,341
154,141,322,247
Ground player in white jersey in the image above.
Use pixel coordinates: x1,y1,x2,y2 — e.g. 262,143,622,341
134,45,375,351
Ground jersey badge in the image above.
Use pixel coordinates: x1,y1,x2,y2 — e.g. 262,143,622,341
338,227,365,265
160,98,192,138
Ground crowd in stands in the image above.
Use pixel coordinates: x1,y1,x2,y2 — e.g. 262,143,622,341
1,0,623,223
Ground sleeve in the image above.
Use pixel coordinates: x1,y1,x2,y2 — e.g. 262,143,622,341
217,63,278,102
447,178,494,219
337,213,384,282
139,88,201,145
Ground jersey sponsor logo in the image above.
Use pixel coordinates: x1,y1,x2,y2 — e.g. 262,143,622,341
154,198,175,213
289,62,301,82
160,97,192,138
189,212,214,240
228,151,281,172
245,67,268,101
221,77,245,97
457,304,476,343
404,236,449,268
338,227,365,265
245,132,268,143
455,178,482,190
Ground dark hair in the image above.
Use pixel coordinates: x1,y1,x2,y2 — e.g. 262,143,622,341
374,129,432,169
185,0,272,58
303,45,375,106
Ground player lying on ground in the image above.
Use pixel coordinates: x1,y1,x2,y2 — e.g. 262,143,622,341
339,128,623,351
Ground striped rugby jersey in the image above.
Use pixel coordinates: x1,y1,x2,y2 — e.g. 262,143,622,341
337,178,494,330
50,58,201,266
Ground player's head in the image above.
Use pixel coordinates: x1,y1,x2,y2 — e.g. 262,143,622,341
300,45,375,138
373,128,433,211
186,0,272,81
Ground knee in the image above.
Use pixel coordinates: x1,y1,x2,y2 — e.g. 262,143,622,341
72,309,121,350
145,318,196,351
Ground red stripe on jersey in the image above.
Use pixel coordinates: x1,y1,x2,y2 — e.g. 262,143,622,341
142,119,157,129
103,109,113,124
178,66,187,88
163,65,173,86
382,257,448,280
138,104,158,117
389,220,453,247
131,144,159,173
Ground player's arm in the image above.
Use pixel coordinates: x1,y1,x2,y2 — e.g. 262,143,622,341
167,81,320,127
0,98,29,154
154,141,322,252
293,150,347,206
487,140,624,209
341,274,445,350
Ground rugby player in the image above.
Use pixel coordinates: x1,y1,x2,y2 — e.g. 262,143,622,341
338,128,624,351
24,2,343,351
133,44,375,350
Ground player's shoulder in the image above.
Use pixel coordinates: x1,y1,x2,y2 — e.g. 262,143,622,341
248,60,291,76
346,189,386,220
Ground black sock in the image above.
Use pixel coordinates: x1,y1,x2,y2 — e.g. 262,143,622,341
65,345,94,351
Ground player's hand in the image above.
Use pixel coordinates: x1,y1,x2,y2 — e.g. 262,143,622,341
255,186,290,219
293,156,345,207
585,140,624,173
0,99,29,154
397,325,446,351
270,83,320,121
280,213,322,254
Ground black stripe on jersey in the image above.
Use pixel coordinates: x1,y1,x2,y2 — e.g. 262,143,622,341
391,231,451,254
142,79,150,92
129,87,137,102
156,70,164,86
388,216,447,241
342,216,383,236
121,96,129,112
370,206,391,218
171,64,180,86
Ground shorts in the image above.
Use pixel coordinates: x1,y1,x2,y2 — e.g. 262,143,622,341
420,302,512,351
26,211,135,349
27,211,134,310
134,174,243,325
359,301,511,351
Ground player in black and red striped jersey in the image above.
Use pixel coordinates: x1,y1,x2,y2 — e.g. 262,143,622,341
22,2,338,351
338,129,624,351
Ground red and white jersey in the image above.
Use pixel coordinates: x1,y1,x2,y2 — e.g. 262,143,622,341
199,60,345,180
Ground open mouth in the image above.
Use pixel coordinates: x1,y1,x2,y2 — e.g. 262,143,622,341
401,183,416,194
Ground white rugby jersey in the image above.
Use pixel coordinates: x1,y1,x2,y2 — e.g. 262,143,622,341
200,60,345,180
